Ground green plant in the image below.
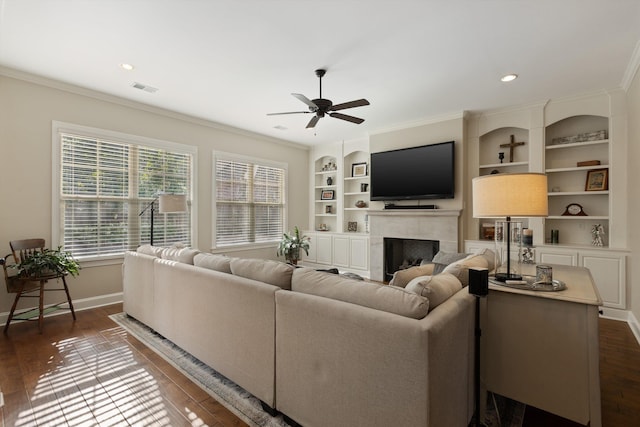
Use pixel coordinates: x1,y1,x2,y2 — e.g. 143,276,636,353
277,226,310,264
17,247,81,278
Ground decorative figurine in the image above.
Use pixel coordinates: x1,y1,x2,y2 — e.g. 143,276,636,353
591,224,605,246
498,152,505,163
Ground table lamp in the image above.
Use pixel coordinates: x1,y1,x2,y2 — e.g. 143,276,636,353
472,173,548,282
139,193,188,245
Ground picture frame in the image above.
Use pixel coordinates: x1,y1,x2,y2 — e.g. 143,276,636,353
321,189,335,200
585,169,608,191
347,221,358,232
352,162,367,177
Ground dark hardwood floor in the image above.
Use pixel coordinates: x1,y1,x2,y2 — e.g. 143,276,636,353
1,304,639,426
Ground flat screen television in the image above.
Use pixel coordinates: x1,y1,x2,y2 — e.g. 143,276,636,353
370,141,455,201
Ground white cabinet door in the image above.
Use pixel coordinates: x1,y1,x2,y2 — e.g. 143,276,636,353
580,252,626,309
538,248,579,266
303,232,317,263
316,234,333,265
350,236,369,270
332,235,350,268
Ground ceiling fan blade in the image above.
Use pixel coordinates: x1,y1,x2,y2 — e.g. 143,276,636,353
330,99,370,111
267,111,311,116
329,112,365,124
292,93,318,110
306,116,320,128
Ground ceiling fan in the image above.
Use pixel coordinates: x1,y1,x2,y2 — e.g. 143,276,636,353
268,69,370,129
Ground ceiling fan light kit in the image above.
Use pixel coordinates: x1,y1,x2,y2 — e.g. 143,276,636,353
268,69,370,129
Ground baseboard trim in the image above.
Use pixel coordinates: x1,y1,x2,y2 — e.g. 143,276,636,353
628,311,640,347
0,292,123,326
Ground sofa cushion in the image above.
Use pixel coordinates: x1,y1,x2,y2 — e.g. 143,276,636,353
193,253,233,274
389,264,436,288
230,258,294,290
442,253,489,287
137,244,164,257
161,247,200,264
292,268,429,319
405,273,462,310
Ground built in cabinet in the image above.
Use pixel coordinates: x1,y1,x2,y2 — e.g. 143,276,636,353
308,141,371,276
301,232,369,276
544,115,610,246
468,91,628,315
313,155,338,233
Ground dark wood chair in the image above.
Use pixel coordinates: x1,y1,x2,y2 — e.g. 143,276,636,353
1,238,76,333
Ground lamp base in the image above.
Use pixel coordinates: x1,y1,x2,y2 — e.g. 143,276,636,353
493,272,523,282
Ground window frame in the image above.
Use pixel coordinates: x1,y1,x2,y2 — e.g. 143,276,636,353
52,121,198,266
212,151,288,251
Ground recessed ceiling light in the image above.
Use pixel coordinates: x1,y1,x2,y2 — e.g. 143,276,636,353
120,63,135,71
501,74,518,82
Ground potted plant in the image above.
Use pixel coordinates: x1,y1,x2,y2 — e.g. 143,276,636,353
16,246,81,278
277,226,310,265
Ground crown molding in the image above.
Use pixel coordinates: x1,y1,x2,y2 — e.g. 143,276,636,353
622,40,640,91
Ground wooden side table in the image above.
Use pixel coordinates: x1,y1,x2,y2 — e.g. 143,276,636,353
482,264,602,427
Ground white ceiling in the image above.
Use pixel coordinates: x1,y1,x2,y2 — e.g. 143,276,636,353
1,0,640,146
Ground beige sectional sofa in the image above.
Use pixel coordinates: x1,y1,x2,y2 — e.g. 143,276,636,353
122,244,494,426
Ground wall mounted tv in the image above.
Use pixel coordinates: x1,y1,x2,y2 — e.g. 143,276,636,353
370,141,455,201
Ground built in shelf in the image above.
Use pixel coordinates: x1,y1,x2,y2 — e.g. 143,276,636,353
315,200,336,203
545,139,609,150
546,215,609,220
546,165,610,173
344,191,368,196
548,191,609,196
344,175,369,181
315,170,337,175
316,213,337,217
479,161,528,169
344,208,369,211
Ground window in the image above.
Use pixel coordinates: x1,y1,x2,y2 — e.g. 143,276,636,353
53,122,196,261
214,152,286,248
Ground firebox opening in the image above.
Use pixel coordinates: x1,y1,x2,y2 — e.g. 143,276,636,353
383,238,440,282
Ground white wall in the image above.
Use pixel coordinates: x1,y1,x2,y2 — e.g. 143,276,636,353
627,64,640,323
0,71,309,312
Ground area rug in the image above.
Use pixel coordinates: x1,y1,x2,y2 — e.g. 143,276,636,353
109,312,290,427
110,312,524,427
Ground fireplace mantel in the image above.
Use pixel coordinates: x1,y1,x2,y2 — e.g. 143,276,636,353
368,209,461,281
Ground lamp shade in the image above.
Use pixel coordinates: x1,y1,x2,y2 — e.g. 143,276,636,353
472,173,548,218
159,194,188,213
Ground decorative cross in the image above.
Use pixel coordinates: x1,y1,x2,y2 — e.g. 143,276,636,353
499,135,525,163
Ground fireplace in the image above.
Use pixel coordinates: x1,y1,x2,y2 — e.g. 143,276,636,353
384,238,439,281
368,209,461,282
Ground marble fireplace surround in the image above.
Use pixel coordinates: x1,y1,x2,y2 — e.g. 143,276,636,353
368,209,461,282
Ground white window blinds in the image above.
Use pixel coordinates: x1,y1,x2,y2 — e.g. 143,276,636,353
214,154,286,247
57,127,194,259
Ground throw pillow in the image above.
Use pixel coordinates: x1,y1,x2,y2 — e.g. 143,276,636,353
230,258,294,290
389,264,436,288
405,273,462,310
432,250,469,266
472,248,496,272
193,253,233,274
442,254,489,287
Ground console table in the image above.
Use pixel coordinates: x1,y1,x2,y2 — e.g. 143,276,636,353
482,264,602,426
